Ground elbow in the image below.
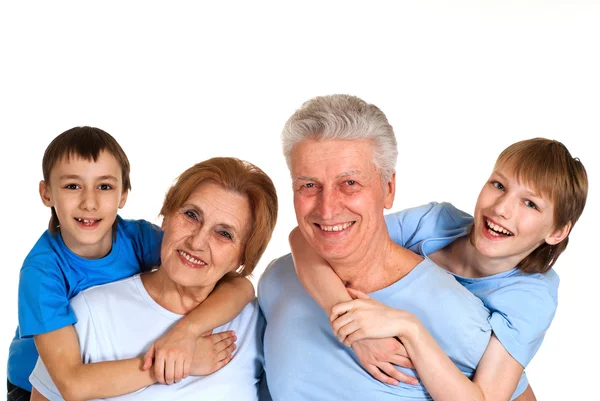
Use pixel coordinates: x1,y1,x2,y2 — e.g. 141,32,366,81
54,375,87,401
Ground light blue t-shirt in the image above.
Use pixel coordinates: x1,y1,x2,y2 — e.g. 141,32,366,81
7,216,163,391
259,254,492,400
385,202,560,397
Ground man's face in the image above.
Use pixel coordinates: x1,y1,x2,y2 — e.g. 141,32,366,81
291,138,395,264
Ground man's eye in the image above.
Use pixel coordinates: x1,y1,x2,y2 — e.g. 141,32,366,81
346,180,356,186
304,183,315,188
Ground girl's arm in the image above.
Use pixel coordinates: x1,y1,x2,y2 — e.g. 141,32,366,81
331,288,524,401
289,227,416,386
143,276,254,384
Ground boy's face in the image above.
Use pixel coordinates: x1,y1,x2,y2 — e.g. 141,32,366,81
39,151,128,259
471,163,569,266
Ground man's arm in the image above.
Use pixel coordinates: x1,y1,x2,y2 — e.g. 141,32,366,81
143,276,254,383
513,385,537,401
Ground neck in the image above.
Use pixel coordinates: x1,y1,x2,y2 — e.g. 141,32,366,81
142,268,214,314
439,235,519,278
330,231,423,293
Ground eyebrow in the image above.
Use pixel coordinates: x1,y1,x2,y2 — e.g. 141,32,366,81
59,174,119,182
294,170,364,182
494,171,542,199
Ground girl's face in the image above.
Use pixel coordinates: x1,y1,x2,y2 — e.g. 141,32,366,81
471,163,569,267
40,151,128,259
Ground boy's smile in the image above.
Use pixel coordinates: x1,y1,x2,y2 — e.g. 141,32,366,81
39,151,128,259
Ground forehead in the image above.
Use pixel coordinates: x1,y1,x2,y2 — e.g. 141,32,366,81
290,139,377,178
185,182,251,227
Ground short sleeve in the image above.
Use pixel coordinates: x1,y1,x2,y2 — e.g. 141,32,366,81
18,262,76,338
136,220,163,272
487,273,558,367
385,202,472,255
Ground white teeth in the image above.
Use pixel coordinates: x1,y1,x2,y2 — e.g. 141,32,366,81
485,219,513,236
179,250,206,265
318,222,354,232
76,218,99,225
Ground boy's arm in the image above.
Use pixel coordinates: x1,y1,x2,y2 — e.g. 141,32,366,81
31,386,51,401
34,325,156,401
290,227,416,386
331,289,524,401
143,275,254,384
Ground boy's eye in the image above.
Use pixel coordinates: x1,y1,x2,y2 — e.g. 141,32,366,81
98,184,112,190
492,181,505,190
524,200,538,210
65,184,80,190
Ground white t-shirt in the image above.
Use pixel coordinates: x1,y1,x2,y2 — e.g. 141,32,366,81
30,274,264,401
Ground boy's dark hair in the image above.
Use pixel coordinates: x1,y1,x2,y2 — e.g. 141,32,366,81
42,126,131,233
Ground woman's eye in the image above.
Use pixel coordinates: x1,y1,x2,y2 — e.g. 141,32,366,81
524,200,538,210
184,210,198,220
219,231,232,240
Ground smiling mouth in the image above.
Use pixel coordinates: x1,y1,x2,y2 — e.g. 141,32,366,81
75,218,101,226
485,218,513,237
178,250,207,266
316,222,355,232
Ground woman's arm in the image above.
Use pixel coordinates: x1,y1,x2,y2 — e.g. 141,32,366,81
34,326,156,401
143,276,254,384
290,227,416,386
331,288,523,401
31,386,51,401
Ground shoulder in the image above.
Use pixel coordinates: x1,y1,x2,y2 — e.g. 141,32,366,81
117,216,162,237
258,253,295,286
75,275,141,306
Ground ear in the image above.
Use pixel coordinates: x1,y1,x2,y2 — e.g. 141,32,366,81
383,172,396,210
39,181,53,207
545,221,572,246
118,190,129,209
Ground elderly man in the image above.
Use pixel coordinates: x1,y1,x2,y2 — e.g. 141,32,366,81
258,94,500,400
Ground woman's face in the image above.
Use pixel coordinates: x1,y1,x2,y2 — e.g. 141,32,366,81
160,182,251,290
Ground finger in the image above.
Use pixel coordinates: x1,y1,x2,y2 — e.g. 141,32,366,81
154,357,166,384
212,348,234,372
377,362,418,386
143,343,155,371
330,313,354,336
210,330,235,344
347,287,370,300
330,301,355,321
183,358,191,379
216,342,237,363
214,334,236,353
363,363,399,386
337,321,362,344
200,330,213,337
388,354,414,369
345,328,370,345
173,357,184,384
164,358,176,385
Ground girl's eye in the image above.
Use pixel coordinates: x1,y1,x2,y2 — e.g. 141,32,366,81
492,181,505,191
99,184,112,190
524,200,538,210
219,231,233,240
65,184,79,190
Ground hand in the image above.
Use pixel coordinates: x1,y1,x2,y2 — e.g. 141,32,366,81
143,326,199,384
330,288,416,348
353,338,418,386
190,330,237,376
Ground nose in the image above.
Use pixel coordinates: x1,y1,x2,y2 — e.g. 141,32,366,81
189,226,209,251
491,193,514,220
318,186,341,220
80,188,98,211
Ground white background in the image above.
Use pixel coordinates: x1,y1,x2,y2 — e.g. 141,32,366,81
1,1,598,399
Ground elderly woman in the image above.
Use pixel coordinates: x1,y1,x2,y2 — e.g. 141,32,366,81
29,157,278,401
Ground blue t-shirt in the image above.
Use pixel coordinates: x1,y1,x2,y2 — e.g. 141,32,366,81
259,254,492,400
385,202,560,396
7,215,163,391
